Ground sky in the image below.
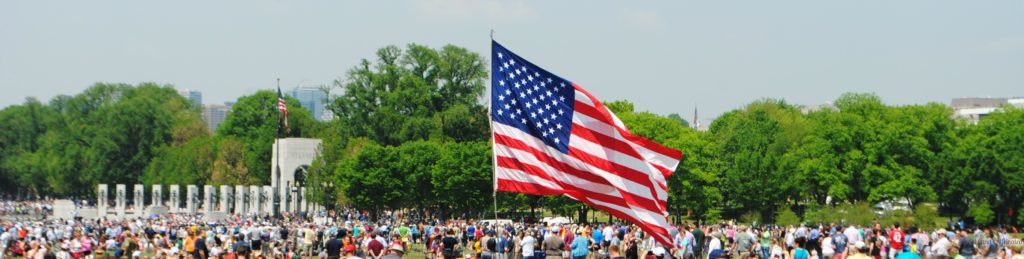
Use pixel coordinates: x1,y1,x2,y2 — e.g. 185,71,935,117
2,1,1022,125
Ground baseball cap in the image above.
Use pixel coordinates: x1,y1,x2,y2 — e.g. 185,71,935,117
854,241,867,250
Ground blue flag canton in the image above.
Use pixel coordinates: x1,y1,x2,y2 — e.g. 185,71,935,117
491,41,574,153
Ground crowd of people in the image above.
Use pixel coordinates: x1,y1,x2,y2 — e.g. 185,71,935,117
0,200,53,217
1,201,1023,259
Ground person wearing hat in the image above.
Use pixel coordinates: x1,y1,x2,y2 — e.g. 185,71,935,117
381,244,404,259
848,241,871,259
542,227,565,259
570,229,590,259
931,229,951,258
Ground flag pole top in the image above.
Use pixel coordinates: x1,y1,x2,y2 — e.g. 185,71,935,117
490,29,495,40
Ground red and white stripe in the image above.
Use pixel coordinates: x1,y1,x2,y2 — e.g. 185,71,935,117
493,83,682,247
278,97,289,127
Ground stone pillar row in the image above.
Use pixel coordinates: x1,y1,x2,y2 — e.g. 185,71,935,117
96,184,308,217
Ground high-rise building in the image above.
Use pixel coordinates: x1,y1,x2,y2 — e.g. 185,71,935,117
203,102,232,133
289,87,328,121
177,88,202,107
951,97,1024,124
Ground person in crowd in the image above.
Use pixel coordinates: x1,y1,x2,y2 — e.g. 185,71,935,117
823,231,836,259
792,237,810,259
849,241,872,259
381,243,404,259
733,225,755,259
959,229,977,259
571,229,590,259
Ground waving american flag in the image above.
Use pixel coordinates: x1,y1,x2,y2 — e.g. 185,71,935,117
277,85,289,131
490,41,681,247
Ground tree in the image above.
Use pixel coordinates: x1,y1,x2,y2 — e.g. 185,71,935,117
775,206,801,226
967,203,995,226
336,143,409,215
142,136,217,186
0,97,61,195
432,141,492,215
1,83,206,196
710,99,807,218
327,43,488,146
395,141,443,209
210,137,253,185
217,90,316,184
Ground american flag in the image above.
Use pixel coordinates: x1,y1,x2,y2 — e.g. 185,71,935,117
277,86,289,130
490,41,682,247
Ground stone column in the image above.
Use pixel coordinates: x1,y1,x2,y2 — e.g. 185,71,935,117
234,185,246,215
151,184,162,207
300,187,307,212
292,186,299,212
249,186,260,216
115,184,126,218
203,185,215,214
133,184,145,218
186,185,198,215
220,185,231,213
169,185,180,213
262,185,274,216
97,184,108,217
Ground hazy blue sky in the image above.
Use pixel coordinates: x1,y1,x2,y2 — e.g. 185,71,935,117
3,1,1022,124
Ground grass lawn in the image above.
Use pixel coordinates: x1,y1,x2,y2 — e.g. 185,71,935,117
406,243,430,258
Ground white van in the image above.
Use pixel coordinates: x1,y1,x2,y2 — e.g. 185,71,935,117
479,219,514,226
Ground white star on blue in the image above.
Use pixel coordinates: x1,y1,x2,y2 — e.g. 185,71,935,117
492,41,575,153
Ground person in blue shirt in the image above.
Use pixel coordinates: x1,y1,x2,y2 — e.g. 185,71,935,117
571,231,591,259
497,232,510,258
593,228,604,247
809,227,822,257
894,247,920,259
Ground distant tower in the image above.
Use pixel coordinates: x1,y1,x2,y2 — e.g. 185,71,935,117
177,88,203,107
290,87,328,121
693,107,700,130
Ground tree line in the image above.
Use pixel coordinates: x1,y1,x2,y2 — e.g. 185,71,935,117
0,43,1021,225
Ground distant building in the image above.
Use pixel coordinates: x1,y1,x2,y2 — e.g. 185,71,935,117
177,88,203,107
951,97,1024,124
203,103,232,133
289,87,329,121
801,103,835,114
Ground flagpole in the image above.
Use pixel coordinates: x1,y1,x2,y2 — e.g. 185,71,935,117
489,30,500,223
275,78,282,218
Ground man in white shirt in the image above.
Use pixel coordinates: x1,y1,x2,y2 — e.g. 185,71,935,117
521,231,537,259
603,225,615,248
930,229,950,257
0,230,10,259
844,225,862,244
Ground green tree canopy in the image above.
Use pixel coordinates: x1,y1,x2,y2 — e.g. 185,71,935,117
217,90,316,184
328,43,489,146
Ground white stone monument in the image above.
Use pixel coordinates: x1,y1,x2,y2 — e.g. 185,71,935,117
169,185,180,213
147,184,169,216
152,184,162,206
203,185,215,214
97,184,108,216
115,184,126,218
249,186,260,215
262,185,274,215
133,184,145,218
235,185,246,215
271,138,321,214
220,185,231,213
186,185,198,214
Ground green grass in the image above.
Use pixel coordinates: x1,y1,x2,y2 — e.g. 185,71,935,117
407,243,429,258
